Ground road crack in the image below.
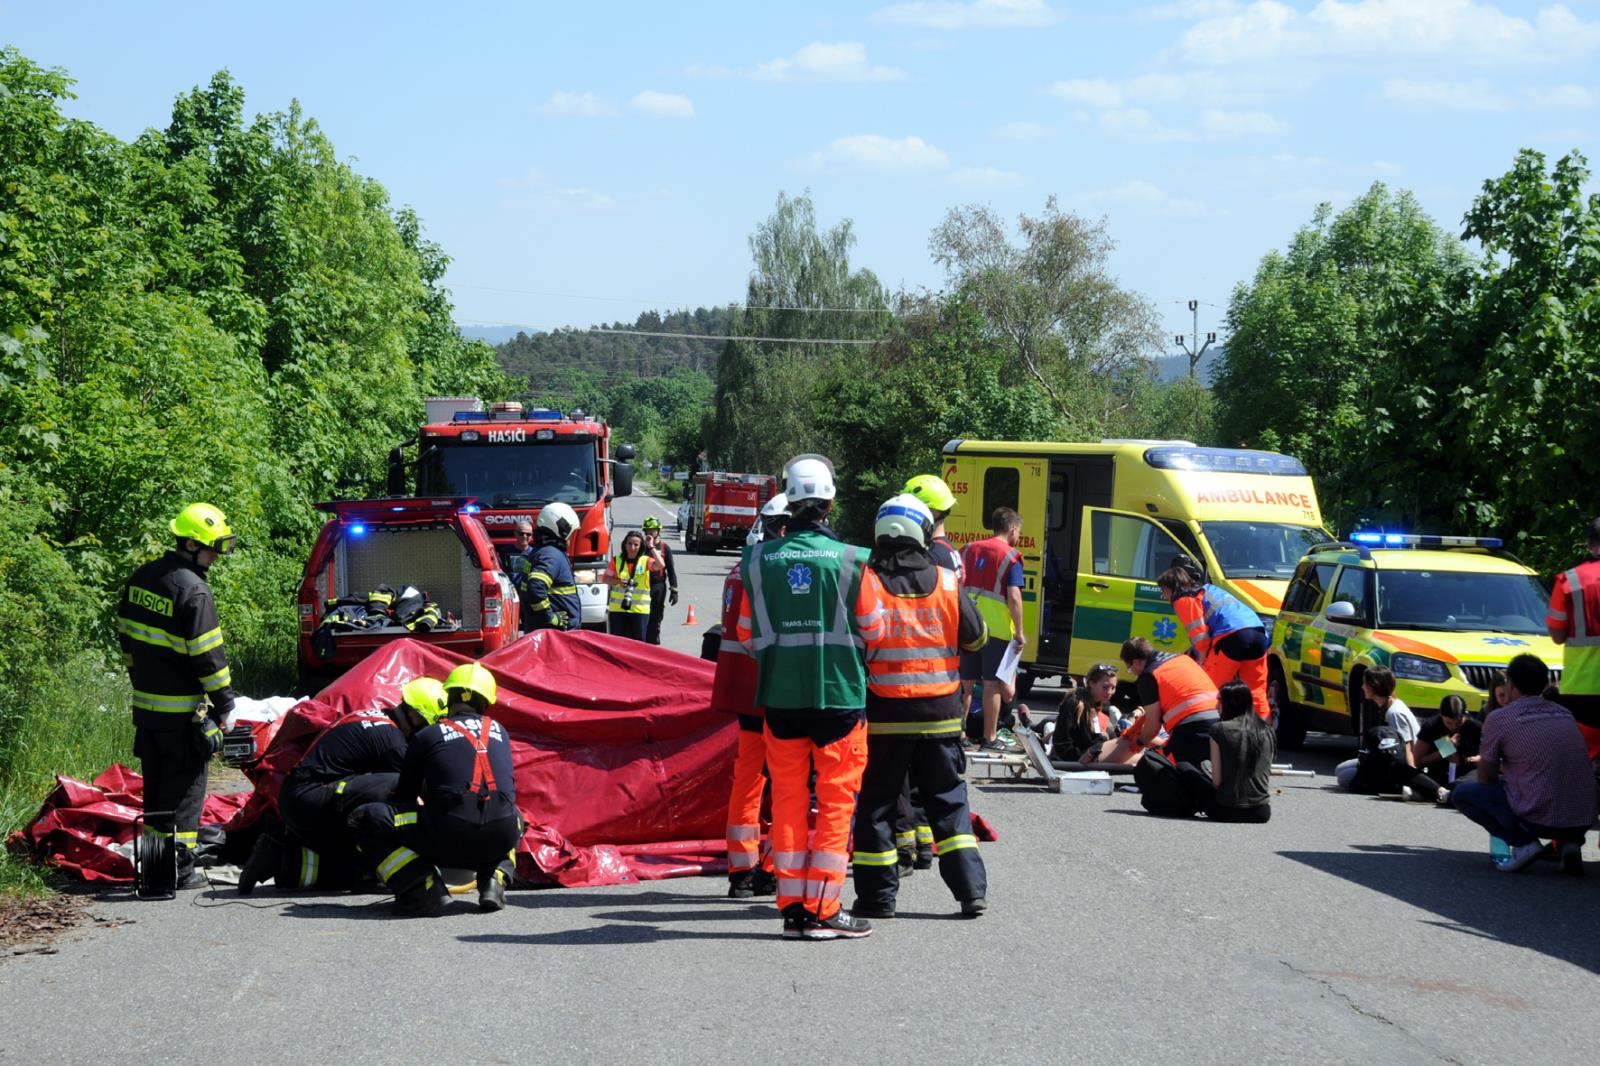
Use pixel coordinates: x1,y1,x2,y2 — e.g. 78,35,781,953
1279,960,1466,1066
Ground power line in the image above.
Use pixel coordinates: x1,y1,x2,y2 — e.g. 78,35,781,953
588,328,880,345
456,283,893,315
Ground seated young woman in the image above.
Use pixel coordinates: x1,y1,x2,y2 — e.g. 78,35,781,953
1198,680,1277,823
1049,663,1123,762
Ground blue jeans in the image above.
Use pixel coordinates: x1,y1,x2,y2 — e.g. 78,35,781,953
1452,780,1587,847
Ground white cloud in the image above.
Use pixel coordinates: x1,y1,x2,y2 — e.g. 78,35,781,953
806,134,950,171
1177,1,1600,66
496,168,618,212
629,91,695,118
750,42,906,82
1200,108,1287,135
1525,85,1600,110
1050,79,1124,108
536,91,617,118
952,166,1025,186
993,120,1059,140
874,0,1062,29
1381,78,1511,111
1098,108,1197,142
1135,0,1240,20
1085,179,1211,216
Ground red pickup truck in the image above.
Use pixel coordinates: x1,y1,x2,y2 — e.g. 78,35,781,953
295,497,519,694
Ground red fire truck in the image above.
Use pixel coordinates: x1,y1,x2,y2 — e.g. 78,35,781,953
682,471,777,554
388,398,634,628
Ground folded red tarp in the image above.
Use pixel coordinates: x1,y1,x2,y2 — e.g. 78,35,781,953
18,632,737,888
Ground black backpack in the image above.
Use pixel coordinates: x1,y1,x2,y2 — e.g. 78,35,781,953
1357,725,1405,775
1135,749,1197,818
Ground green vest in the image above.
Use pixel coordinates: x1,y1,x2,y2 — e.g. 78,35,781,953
1561,564,1600,695
742,530,872,712
608,556,652,614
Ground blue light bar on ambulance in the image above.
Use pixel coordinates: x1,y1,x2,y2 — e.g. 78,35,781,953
1349,532,1503,549
1143,447,1307,476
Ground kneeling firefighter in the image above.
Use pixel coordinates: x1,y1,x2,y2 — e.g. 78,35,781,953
237,678,446,895
852,494,991,920
711,493,790,899
351,662,522,917
520,503,583,633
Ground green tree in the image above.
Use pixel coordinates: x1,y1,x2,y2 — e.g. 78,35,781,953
708,191,891,473
1212,183,1472,533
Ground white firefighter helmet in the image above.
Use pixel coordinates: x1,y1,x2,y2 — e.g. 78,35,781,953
874,494,934,548
783,454,836,505
538,502,580,540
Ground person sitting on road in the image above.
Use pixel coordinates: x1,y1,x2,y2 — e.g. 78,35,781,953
1415,695,1481,792
1051,663,1124,762
1452,654,1597,874
1197,681,1276,823
1334,667,1447,801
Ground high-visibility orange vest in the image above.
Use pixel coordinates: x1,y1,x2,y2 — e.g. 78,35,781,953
864,567,962,699
711,564,759,716
1152,653,1219,730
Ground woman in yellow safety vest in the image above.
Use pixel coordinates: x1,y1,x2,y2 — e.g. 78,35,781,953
605,529,660,641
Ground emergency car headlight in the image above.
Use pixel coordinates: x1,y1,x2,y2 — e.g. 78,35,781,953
1390,653,1451,683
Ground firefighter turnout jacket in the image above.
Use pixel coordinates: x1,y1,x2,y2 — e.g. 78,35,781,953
394,711,518,808
289,710,408,785
117,550,235,728
521,540,582,631
712,563,759,716
862,544,987,736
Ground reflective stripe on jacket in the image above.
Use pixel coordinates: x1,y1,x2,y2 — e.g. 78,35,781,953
960,536,1021,641
1553,561,1600,695
1173,583,1261,658
864,567,963,700
608,555,653,614
1152,652,1220,731
117,551,234,726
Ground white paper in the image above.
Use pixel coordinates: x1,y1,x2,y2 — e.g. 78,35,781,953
995,642,1022,686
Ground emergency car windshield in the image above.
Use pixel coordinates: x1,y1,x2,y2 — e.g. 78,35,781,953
1200,522,1331,579
1374,569,1549,634
418,441,598,507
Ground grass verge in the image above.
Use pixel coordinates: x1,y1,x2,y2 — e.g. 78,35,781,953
0,650,132,896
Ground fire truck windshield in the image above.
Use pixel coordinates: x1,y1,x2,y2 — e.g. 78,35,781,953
418,440,599,508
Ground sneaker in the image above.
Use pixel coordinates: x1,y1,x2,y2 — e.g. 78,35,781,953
237,834,282,897
802,909,874,940
996,727,1019,746
749,869,777,896
851,900,895,919
478,872,507,912
960,897,988,918
727,873,756,899
979,738,1017,754
1560,841,1584,876
1498,841,1545,873
959,736,976,752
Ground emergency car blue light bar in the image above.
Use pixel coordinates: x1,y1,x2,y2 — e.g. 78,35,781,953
1349,532,1503,549
349,523,367,536
461,504,481,513
1143,447,1307,477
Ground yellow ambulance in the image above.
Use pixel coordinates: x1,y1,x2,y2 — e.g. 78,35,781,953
940,440,1331,694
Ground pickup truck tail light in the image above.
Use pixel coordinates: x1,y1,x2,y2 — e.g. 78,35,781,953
483,595,502,630
299,601,316,633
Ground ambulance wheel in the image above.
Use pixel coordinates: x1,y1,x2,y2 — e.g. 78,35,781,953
1268,662,1306,749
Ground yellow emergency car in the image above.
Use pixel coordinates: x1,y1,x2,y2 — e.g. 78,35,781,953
1269,533,1562,747
941,440,1331,695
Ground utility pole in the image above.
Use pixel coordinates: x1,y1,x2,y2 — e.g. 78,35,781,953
1174,299,1217,380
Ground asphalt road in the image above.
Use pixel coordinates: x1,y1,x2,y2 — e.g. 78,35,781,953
4,489,1598,1065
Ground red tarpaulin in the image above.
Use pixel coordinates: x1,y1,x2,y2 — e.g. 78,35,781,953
18,632,737,888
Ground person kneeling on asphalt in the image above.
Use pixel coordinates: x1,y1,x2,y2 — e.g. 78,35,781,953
1452,654,1596,874
851,494,991,921
238,677,446,895
352,662,523,917
1121,637,1219,767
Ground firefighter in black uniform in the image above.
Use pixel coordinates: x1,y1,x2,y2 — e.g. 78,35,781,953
643,515,679,645
520,502,583,632
237,677,448,895
351,662,522,917
116,502,240,889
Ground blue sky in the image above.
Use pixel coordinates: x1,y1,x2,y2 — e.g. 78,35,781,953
6,0,1599,348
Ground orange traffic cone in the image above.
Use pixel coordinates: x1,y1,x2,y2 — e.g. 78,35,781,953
684,603,698,626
